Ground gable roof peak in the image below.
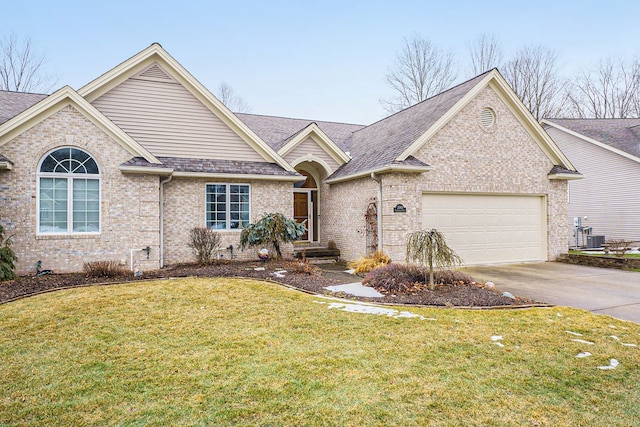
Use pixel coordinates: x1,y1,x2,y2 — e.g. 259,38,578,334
364,68,495,130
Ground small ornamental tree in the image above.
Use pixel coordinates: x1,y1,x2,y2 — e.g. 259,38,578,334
406,229,463,290
0,219,18,281
239,213,306,259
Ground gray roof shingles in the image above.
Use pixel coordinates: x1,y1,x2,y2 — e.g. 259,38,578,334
548,165,581,176
3,70,491,180
546,118,640,158
320,71,490,178
235,113,365,152
0,153,13,165
121,157,299,176
237,71,490,179
0,90,47,124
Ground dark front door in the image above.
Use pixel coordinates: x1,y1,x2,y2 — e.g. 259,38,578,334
294,192,309,241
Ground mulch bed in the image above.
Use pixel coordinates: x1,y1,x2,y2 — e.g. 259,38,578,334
0,260,540,308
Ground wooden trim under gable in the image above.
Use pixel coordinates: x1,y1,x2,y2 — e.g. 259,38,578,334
325,164,432,184
77,44,296,172
0,160,13,170
395,69,579,173
548,172,585,180
278,123,351,165
0,86,161,164
171,171,304,182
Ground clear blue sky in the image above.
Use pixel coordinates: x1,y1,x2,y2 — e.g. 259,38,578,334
4,0,639,124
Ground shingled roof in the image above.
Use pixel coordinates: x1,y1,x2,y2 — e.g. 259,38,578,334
545,118,640,158
2,69,497,181
0,90,48,124
120,156,300,177
235,113,365,152
237,71,491,180
326,71,491,179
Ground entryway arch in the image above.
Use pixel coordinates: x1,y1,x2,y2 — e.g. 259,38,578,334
292,160,326,243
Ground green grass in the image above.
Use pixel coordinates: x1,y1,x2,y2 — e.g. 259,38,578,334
1,278,639,426
570,250,640,259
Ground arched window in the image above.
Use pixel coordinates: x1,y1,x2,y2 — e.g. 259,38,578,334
38,147,100,234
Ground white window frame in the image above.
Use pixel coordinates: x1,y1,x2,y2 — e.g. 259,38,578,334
205,183,251,231
36,147,101,235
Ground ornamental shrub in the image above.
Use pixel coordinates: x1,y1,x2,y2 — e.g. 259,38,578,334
83,260,126,278
0,219,18,281
406,228,463,290
188,227,222,264
347,251,391,274
239,213,306,259
363,263,473,293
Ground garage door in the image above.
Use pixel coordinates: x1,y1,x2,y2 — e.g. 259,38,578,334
422,194,546,265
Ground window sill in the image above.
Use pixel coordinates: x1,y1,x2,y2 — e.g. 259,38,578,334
36,233,101,240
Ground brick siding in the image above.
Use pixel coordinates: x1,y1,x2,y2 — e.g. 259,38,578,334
0,106,160,274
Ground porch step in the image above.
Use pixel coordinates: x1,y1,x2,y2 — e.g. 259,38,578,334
306,256,338,265
294,247,340,261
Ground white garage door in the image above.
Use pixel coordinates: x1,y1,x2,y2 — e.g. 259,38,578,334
422,194,546,265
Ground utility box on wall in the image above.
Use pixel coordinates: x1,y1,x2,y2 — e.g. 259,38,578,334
587,235,605,249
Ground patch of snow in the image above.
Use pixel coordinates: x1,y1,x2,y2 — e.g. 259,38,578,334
566,331,583,336
571,339,595,345
622,343,638,347
494,342,505,347
323,301,430,320
609,335,620,341
598,359,619,370
491,335,503,341
344,269,356,274
576,352,592,358
325,283,384,298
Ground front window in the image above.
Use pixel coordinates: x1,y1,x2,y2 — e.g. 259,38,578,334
206,184,250,230
38,147,100,234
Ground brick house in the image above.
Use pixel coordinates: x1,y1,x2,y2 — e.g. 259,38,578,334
0,44,581,274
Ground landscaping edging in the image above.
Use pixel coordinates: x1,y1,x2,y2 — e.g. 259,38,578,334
557,253,640,270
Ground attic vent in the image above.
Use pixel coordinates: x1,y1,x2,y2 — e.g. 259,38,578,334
137,64,174,81
480,107,496,130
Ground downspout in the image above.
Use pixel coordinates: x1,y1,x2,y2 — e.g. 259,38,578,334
370,172,383,252
159,174,173,268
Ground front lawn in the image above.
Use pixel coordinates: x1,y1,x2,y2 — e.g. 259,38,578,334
1,278,639,426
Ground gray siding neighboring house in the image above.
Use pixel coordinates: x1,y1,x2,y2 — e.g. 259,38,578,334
543,119,640,245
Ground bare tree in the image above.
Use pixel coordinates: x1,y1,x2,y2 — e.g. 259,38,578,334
214,82,251,113
467,33,503,76
501,45,565,121
0,33,57,92
380,34,457,113
565,57,640,118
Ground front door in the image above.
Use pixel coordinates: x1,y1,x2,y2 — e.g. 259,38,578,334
294,191,310,241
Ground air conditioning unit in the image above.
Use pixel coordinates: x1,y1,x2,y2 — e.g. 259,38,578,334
587,235,605,249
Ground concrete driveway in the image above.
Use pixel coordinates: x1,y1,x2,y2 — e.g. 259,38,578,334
461,262,640,324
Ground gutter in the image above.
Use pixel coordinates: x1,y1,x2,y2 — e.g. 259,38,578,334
548,172,585,181
0,161,13,170
370,172,383,252
326,164,432,184
159,174,173,268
